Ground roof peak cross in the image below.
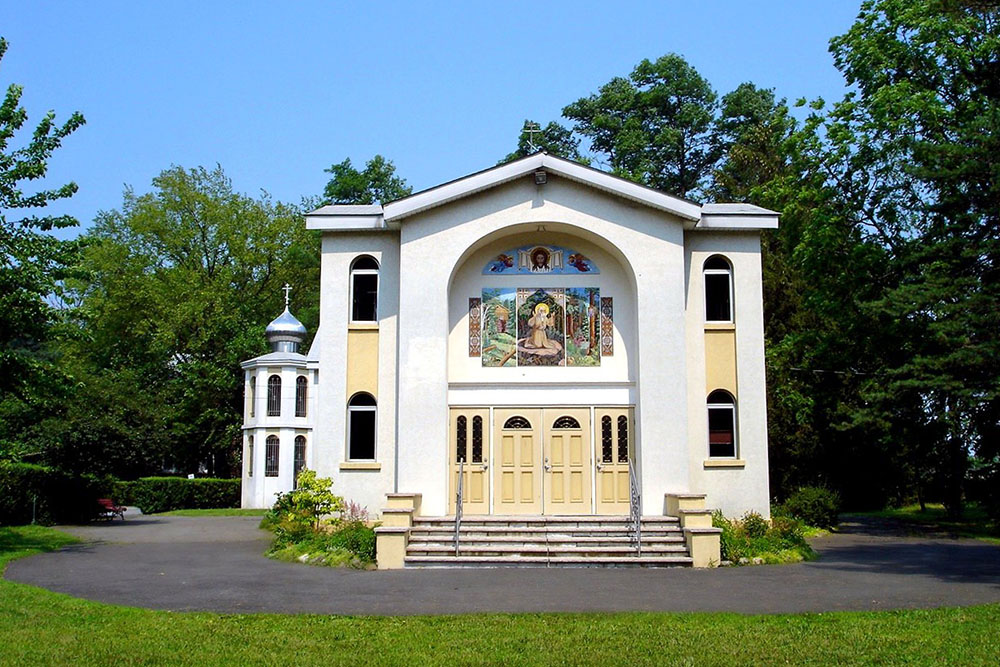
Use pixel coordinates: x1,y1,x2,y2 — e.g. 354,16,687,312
282,283,292,308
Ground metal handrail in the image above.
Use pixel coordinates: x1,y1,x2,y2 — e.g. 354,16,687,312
454,458,464,556
629,458,641,557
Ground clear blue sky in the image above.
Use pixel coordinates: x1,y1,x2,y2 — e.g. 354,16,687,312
4,1,860,238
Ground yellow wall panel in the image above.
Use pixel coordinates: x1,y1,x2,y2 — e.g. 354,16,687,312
346,329,379,398
705,329,737,395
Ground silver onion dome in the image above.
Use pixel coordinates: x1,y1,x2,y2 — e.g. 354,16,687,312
266,307,307,353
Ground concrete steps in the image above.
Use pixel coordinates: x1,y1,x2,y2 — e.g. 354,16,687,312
404,515,693,568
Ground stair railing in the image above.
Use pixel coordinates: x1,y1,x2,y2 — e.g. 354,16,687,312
629,458,641,557
454,458,464,556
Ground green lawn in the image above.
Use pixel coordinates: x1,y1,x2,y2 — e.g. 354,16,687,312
151,508,268,517
1,526,999,665
846,503,1000,544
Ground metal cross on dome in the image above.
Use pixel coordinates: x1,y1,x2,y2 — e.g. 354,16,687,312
282,283,292,307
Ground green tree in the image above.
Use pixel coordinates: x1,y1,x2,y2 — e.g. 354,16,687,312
0,37,85,459
39,165,319,478
828,0,1000,517
563,53,718,197
709,83,794,202
323,155,412,205
499,119,587,164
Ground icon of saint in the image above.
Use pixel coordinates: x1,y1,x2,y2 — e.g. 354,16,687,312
525,303,559,350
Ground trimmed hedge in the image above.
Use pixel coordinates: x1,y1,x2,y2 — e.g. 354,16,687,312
130,477,240,514
778,485,841,529
0,462,112,526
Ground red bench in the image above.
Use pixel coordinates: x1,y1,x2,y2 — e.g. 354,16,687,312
97,498,126,521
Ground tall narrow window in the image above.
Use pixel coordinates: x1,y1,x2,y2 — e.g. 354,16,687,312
293,435,307,488
249,376,256,418
472,416,483,463
247,435,254,477
347,393,377,460
350,256,379,322
295,376,308,417
704,256,733,322
265,435,280,476
601,416,613,463
617,415,629,463
707,390,737,458
267,375,281,417
456,415,467,463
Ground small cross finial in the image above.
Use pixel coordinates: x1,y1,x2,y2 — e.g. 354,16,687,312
524,121,542,152
282,283,292,307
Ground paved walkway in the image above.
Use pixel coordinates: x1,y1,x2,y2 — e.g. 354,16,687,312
7,513,1000,615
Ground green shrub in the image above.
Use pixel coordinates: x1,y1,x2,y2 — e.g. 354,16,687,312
780,486,841,529
0,462,111,525
326,520,376,562
130,477,240,514
712,510,746,563
712,509,815,565
264,470,345,546
741,511,769,538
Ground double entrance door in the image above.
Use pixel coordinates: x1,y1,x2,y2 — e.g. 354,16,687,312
449,407,633,515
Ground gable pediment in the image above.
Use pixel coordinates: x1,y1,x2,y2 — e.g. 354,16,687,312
305,153,778,232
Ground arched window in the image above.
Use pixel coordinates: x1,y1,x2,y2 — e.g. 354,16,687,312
293,435,307,488
267,375,281,417
247,435,254,477
265,435,280,476
707,390,737,458
295,376,308,418
347,393,376,460
350,256,379,322
503,416,532,429
249,376,256,418
704,255,733,322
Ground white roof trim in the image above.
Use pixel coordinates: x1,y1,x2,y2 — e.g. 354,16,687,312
696,203,779,230
382,153,701,222
304,154,779,232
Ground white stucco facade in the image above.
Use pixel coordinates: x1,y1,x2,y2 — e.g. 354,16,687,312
241,154,777,519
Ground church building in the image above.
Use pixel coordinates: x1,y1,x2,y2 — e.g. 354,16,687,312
241,153,778,568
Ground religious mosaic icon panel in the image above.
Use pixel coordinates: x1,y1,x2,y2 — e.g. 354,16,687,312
479,288,610,367
483,245,599,275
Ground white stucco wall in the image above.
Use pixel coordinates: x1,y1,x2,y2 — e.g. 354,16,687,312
395,174,691,515
684,232,771,518
312,232,399,516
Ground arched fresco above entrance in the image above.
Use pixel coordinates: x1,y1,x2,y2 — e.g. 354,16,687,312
448,228,635,385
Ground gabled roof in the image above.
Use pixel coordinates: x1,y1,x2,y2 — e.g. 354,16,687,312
306,153,778,231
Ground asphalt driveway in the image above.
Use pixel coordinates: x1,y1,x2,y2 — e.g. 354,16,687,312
6,513,1000,615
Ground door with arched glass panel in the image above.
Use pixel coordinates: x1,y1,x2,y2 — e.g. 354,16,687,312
449,408,489,515
493,408,542,515
594,407,633,514
542,408,592,514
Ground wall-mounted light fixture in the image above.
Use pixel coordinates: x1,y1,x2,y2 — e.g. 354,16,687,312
534,170,547,185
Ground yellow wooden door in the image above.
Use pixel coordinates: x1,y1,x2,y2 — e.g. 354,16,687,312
449,408,490,515
493,408,542,515
594,407,633,514
542,408,592,514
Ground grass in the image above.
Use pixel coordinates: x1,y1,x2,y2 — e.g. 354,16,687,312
2,526,1000,664
152,508,269,517
847,503,1000,545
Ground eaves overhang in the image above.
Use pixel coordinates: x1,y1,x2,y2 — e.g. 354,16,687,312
304,154,778,232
